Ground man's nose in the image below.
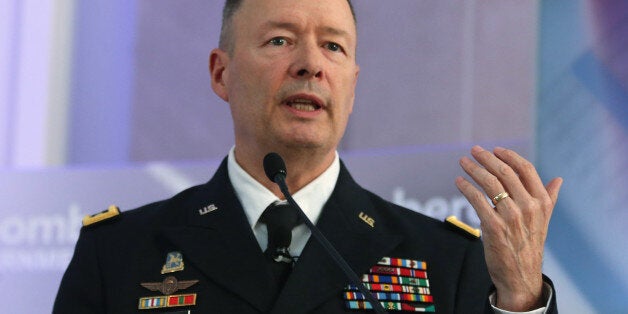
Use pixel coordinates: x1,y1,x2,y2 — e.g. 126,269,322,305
289,42,324,80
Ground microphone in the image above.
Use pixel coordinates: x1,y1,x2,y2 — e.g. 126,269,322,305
263,153,387,314
263,153,287,184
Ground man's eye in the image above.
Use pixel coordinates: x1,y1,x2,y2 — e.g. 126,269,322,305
269,37,287,46
326,42,343,52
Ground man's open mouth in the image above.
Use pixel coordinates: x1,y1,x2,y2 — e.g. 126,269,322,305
287,98,321,112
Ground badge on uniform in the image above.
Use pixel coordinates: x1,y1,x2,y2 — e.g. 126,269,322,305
138,252,198,310
343,257,436,312
141,276,198,295
162,251,185,274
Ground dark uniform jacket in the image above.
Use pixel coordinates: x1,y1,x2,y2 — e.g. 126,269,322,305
53,159,557,313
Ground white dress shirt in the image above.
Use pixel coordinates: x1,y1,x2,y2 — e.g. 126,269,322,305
227,147,339,258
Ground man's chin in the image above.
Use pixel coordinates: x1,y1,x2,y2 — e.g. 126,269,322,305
282,140,324,151
274,137,334,155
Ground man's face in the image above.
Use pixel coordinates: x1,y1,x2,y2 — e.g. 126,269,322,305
213,0,359,157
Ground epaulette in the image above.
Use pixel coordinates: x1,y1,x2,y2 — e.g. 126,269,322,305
82,205,121,227
445,215,481,239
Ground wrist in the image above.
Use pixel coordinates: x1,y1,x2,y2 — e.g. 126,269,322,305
495,283,545,311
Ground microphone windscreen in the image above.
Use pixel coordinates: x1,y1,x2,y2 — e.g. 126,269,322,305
263,152,287,182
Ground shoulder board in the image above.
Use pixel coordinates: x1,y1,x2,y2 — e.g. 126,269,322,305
82,205,121,227
445,215,481,239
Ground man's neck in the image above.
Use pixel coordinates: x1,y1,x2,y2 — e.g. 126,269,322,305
233,145,336,199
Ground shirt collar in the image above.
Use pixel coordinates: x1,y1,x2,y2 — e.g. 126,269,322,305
227,146,340,231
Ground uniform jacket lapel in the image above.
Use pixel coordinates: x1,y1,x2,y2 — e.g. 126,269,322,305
272,162,404,313
160,159,276,312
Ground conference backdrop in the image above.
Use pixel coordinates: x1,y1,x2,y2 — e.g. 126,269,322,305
0,0,624,313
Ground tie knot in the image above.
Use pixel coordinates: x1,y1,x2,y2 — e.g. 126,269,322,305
260,202,301,263
261,202,300,229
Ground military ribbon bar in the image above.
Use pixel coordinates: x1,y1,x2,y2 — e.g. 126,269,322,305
347,283,430,295
362,274,430,287
344,291,434,303
346,300,436,312
138,293,196,310
167,294,196,307
378,257,427,270
138,296,167,309
370,266,428,279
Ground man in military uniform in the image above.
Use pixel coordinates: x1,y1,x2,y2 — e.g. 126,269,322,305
54,0,562,313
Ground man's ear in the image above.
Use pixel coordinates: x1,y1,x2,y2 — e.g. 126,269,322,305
209,48,229,102
349,64,360,114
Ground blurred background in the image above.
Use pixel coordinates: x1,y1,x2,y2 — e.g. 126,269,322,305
1,0,626,312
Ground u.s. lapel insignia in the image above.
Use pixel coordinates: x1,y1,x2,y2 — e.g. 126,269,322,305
343,256,436,312
358,211,375,228
198,204,217,216
161,251,185,274
141,275,199,295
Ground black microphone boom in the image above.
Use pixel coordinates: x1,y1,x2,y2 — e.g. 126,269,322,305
263,152,387,314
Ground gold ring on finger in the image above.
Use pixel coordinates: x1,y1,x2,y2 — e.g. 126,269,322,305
492,192,509,205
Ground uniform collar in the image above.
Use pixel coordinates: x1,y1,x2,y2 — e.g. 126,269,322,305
227,146,340,232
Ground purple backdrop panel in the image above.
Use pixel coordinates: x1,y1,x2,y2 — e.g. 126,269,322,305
131,0,232,162
347,1,537,150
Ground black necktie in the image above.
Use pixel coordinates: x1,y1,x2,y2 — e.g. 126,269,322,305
259,201,301,291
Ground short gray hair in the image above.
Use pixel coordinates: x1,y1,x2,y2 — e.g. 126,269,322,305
219,0,356,53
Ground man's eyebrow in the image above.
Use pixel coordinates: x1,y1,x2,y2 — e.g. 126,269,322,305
261,21,300,32
260,21,351,38
321,26,350,38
